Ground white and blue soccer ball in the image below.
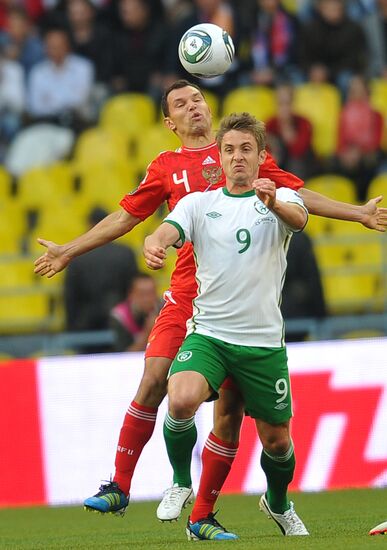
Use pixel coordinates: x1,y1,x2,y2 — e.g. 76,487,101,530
178,23,235,78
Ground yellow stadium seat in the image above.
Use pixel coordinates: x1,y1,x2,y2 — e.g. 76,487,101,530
74,127,129,169
293,83,341,157
370,79,387,118
0,200,26,255
77,161,137,212
27,202,88,254
0,291,51,333
305,174,357,203
280,0,297,12
222,86,276,122
17,165,75,211
321,272,381,314
135,123,181,174
304,175,358,237
366,174,387,203
99,93,157,142
314,240,382,270
370,79,387,150
312,228,385,313
0,165,11,200
45,161,76,195
0,257,39,288
203,90,221,119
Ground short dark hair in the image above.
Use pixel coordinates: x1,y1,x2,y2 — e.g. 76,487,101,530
128,272,155,292
88,206,108,226
216,112,266,152
161,79,204,117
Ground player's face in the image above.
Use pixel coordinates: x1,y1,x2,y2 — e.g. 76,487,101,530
220,130,265,187
164,86,212,137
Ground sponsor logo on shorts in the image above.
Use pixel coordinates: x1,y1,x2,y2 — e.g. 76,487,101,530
274,402,288,410
177,351,193,362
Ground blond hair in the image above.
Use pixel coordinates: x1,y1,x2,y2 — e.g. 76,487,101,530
216,112,266,152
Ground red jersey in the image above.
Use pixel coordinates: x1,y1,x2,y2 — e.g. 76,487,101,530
120,142,303,301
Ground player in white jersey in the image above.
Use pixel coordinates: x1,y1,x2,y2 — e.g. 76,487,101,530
143,112,309,541
178,184,305,347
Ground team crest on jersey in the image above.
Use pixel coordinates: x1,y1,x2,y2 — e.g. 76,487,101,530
254,201,269,215
202,166,222,186
177,351,193,362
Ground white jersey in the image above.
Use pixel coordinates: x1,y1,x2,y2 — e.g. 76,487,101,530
164,186,307,347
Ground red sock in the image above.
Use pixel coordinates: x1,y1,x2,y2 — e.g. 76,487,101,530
113,401,157,495
190,432,238,523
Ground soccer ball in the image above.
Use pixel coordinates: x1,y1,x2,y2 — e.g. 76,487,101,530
178,23,235,78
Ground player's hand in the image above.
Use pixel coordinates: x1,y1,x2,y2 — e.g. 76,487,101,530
360,196,387,232
34,238,71,278
252,178,276,209
143,243,167,270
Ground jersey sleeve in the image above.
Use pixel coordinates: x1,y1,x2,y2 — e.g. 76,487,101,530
163,193,198,245
119,157,170,221
261,151,304,191
276,187,308,233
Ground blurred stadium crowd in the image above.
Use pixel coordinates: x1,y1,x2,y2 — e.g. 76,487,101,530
0,0,387,352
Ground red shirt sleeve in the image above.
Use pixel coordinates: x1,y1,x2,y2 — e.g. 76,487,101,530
120,156,170,221
260,151,304,190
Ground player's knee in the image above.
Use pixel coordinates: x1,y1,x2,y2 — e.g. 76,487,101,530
169,392,199,419
263,435,291,457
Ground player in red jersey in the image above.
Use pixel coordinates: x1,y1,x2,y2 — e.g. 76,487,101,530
35,80,387,521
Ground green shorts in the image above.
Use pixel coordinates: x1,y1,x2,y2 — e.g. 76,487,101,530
171,333,292,424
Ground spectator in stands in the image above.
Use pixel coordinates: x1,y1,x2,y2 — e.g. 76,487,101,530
0,7,45,75
27,26,94,129
281,231,326,342
109,272,161,352
335,74,383,201
363,0,387,77
64,0,115,86
0,0,44,30
240,0,300,87
299,0,368,96
0,45,26,159
64,207,139,336
109,0,169,100
266,83,317,179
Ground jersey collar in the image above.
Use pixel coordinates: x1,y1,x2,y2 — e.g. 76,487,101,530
222,188,256,198
181,142,216,152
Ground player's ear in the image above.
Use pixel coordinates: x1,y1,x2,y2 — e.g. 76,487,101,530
164,117,176,132
258,149,267,165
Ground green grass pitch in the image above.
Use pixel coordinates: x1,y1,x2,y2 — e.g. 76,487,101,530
0,489,386,549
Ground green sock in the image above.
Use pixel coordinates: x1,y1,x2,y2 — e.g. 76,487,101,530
163,413,197,487
260,440,295,514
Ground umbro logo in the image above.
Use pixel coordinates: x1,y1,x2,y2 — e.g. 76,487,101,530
274,402,288,410
206,211,222,218
202,155,216,165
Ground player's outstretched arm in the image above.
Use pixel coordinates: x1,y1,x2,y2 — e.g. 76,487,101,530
299,188,387,232
34,209,141,278
144,222,180,270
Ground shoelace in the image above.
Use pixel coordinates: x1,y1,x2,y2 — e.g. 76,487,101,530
97,480,119,495
203,511,228,532
162,486,186,508
282,503,305,531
